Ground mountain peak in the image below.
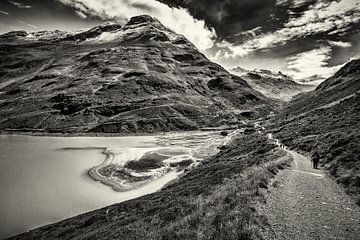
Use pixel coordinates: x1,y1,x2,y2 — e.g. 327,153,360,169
0,14,274,134
127,15,160,26
231,66,314,101
124,14,171,33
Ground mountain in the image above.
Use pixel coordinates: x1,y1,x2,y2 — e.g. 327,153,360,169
6,58,360,239
0,15,275,134
231,67,315,101
271,59,360,204
299,74,326,85
279,59,360,116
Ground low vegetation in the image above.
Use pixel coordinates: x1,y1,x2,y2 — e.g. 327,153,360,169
11,133,291,240
154,154,291,240
169,159,193,171
271,93,360,205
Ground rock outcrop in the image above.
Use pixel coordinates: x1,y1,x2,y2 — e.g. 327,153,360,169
0,15,275,134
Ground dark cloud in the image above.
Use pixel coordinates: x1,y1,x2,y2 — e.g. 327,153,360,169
158,0,283,40
131,3,156,12
0,0,103,33
0,10,9,15
7,0,33,9
0,0,359,80
202,0,360,79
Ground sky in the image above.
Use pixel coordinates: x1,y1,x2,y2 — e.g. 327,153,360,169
0,0,359,80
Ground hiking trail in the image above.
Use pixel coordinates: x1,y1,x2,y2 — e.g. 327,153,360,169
257,134,360,240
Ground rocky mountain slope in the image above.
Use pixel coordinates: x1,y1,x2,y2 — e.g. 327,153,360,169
271,59,360,204
0,15,274,134
231,67,314,101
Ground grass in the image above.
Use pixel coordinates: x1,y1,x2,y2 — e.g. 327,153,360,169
271,93,360,205
152,155,291,240
169,159,193,171
11,133,292,240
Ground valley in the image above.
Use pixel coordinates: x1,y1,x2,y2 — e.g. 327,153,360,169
0,15,359,240
0,15,275,135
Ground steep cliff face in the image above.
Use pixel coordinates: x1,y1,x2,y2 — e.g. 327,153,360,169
0,15,274,134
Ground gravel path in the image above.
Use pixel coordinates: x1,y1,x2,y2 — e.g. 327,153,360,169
258,137,360,240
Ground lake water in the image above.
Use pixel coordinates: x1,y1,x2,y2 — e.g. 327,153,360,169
0,131,233,239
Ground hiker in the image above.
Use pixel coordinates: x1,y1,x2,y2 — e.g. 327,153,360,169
311,151,320,169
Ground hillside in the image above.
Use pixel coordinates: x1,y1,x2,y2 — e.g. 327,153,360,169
9,132,290,240
271,59,360,204
231,67,314,101
278,59,360,117
7,59,360,239
0,15,274,134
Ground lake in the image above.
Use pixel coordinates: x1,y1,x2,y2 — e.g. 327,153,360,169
0,131,232,239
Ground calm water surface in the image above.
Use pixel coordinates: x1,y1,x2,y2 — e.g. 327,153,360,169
0,131,231,239
0,135,168,239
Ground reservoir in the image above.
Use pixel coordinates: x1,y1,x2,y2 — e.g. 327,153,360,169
0,131,233,239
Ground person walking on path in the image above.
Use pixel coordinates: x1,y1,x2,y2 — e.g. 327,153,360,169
312,151,320,169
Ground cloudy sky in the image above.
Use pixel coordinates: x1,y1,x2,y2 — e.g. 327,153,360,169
0,0,359,80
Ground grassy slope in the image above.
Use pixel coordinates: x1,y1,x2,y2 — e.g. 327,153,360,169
10,133,291,240
0,17,276,134
277,59,360,118
271,93,360,205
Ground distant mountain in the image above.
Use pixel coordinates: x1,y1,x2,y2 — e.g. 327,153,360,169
0,15,275,134
272,58,360,204
231,67,315,101
232,67,291,80
298,74,326,85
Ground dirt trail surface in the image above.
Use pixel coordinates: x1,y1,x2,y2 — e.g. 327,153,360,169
258,135,360,240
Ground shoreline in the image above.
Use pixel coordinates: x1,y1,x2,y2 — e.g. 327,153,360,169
84,129,240,192
1,129,241,195
87,148,183,192
8,131,282,240
0,127,238,138
2,128,243,239
0,130,167,138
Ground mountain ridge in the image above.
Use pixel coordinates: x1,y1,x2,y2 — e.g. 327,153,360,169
2,14,359,240
231,67,315,101
0,15,276,134
278,59,360,117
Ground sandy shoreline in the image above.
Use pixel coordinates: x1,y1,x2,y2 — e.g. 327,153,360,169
0,130,166,137
87,147,183,192
2,129,240,194
0,129,241,238
0,127,235,138
85,130,240,192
